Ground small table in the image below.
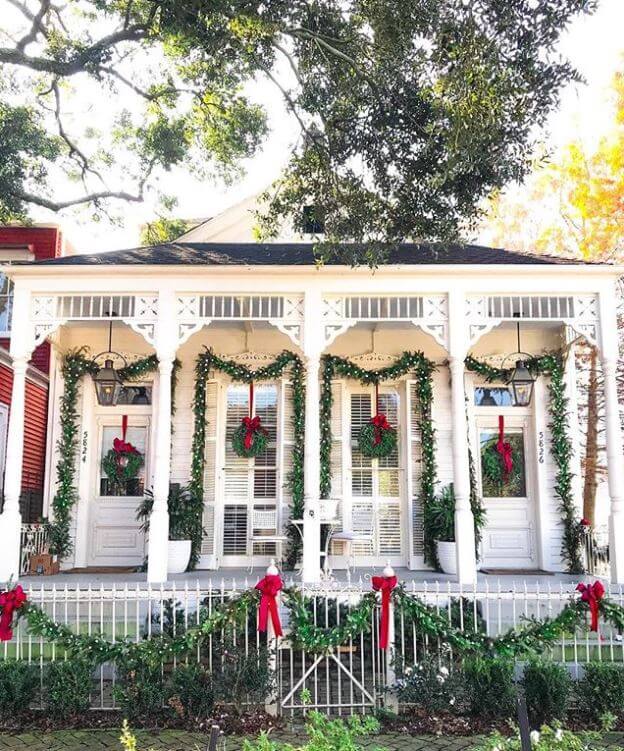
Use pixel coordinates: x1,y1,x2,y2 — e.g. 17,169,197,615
290,518,341,580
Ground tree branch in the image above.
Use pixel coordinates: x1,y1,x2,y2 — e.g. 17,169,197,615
10,187,145,212
10,0,52,51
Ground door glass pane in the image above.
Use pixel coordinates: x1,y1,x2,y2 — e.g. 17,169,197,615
99,425,146,497
480,429,527,498
350,393,372,496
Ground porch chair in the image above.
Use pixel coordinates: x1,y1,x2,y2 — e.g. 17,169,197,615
248,507,288,573
329,506,376,574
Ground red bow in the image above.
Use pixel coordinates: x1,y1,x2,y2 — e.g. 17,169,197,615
372,575,398,649
496,415,513,478
0,585,27,642
256,574,283,637
577,581,605,632
370,414,394,446
242,416,266,451
112,437,139,455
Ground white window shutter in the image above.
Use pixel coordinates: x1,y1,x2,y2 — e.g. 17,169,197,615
407,381,424,559
201,380,218,556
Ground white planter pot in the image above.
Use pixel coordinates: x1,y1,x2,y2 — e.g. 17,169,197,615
436,540,457,575
167,540,192,574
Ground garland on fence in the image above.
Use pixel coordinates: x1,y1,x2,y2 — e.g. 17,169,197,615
48,350,180,559
465,352,582,573
319,352,438,565
190,349,305,569
8,579,622,663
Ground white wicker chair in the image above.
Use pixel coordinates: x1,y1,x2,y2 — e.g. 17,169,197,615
248,507,288,572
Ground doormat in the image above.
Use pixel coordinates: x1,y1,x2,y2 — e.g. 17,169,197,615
64,566,140,574
480,568,553,576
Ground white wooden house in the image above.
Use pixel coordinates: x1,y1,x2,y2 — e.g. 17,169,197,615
0,237,622,585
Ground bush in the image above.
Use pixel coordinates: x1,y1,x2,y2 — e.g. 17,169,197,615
576,662,624,721
522,659,571,726
0,661,39,720
394,655,462,713
114,657,169,723
209,640,274,708
170,663,214,721
472,721,609,751
44,659,93,718
462,656,516,718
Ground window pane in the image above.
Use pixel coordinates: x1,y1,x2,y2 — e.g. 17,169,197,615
480,429,527,498
474,387,515,407
99,425,146,496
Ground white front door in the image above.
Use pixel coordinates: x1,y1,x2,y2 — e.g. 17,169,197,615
88,418,149,567
477,415,536,569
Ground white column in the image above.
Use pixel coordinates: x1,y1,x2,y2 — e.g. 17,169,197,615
302,290,322,583
599,284,624,583
448,290,477,584
147,289,177,583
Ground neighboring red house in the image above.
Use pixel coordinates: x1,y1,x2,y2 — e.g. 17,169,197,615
0,225,70,520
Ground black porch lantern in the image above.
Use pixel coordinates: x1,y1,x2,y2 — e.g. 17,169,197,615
93,316,126,406
505,322,536,407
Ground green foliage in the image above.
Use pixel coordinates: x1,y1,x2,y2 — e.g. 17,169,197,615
138,484,200,543
357,420,397,459
462,657,516,718
140,218,192,246
169,663,214,721
522,659,571,726
102,448,144,488
472,722,608,751
113,657,169,723
231,423,269,459
0,660,39,720
44,659,94,719
394,655,461,713
427,484,456,543
576,662,624,721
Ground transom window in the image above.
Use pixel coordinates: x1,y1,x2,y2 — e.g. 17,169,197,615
474,387,517,407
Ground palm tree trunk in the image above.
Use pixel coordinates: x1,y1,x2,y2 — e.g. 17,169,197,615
583,345,599,525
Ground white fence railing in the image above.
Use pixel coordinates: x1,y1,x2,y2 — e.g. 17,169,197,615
2,580,622,715
19,524,49,575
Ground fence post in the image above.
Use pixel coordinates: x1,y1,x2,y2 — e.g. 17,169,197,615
516,694,532,751
384,565,399,714
264,560,280,717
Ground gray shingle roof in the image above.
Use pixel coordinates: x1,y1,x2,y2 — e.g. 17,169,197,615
22,242,593,267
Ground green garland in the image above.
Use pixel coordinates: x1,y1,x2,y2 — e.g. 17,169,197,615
48,350,180,559
465,353,582,573
190,349,305,569
14,581,618,663
319,352,438,566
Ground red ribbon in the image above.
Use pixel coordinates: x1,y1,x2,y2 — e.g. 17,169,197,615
496,415,513,479
112,437,139,455
577,581,605,632
372,575,398,649
0,585,27,642
242,415,265,451
255,574,283,637
370,413,394,445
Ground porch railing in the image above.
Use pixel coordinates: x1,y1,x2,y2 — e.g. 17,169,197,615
583,524,610,578
19,523,49,575
2,579,623,715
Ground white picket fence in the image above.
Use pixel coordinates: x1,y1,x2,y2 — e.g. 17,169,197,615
2,580,623,715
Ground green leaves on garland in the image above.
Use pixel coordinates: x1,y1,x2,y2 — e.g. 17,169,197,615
190,349,305,570
465,353,582,573
319,352,438,566
49,350,179,559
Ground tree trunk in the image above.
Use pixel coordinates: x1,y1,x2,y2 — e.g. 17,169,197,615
583,345,599,525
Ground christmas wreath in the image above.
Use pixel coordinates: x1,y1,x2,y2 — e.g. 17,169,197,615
481,416,516,490
231,383,269,458
358,384,397,458
102,416,144,485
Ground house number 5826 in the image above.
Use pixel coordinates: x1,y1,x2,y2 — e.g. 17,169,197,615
82,431,88,463
538,431,545,464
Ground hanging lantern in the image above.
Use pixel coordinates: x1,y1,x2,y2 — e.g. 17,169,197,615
93,316,126,406
508,359,535,407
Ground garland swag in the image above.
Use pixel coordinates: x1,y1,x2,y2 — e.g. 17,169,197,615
190,349,305,569
465,352,582,573
12,581,623,663
49,350,180,559
319,352,438,565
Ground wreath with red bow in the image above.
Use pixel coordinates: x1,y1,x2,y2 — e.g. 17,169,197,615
232,383,269,458
481,415,515,488
358,384,397,459
102,416,144,485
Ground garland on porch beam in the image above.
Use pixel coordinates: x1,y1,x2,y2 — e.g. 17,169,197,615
465,352,582,573
190,349,305,570
11,580,621,662
319,352,438,565
48,349,180,559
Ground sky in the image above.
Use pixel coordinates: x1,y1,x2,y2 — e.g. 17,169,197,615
26,0,624,254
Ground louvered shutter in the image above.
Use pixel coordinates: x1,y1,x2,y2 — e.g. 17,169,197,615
407,381,424,563
377,390,402,557
200,381,218,564
350,392,374,556
223,385,250,555
280,380,294,531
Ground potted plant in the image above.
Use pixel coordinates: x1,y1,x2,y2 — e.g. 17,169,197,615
137,484,195,574
429,484,457,575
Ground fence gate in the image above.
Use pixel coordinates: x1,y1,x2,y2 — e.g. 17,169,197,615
278,592,387,715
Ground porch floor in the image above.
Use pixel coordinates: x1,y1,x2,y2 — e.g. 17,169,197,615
18,566,592,591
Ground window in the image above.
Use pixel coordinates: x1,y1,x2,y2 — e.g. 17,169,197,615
474,387,515,407
99,425,147,497
115,385,153,405
0,274,13,334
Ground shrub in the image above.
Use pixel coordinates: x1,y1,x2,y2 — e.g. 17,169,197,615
0,661,39,720
44,659,93,718
170,663,214,721
472,721,609,751
209,640,274,708
462,656,516,718
522,659,571,726
114,657,169,723
394,655,462,713
576,662,624,721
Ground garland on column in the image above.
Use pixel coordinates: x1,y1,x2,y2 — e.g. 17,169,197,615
48,349,180,559
319,352,438,566
465,352,582,573
190,349,305,569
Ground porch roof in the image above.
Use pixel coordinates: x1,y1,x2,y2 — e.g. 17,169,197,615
11,241,606,268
